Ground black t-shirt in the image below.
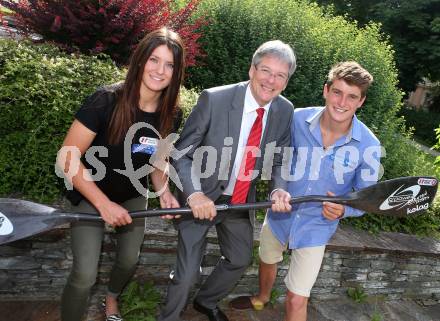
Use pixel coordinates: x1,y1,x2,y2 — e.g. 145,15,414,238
66,83,182,205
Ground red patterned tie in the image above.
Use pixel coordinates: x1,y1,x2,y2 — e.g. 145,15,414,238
231,107,265,204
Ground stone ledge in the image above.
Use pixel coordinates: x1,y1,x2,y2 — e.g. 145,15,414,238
145,218,440,258
1,217,439,302
328,225,440,257
14,218,440,257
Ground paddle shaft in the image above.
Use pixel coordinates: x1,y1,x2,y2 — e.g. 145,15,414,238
59,195,348,221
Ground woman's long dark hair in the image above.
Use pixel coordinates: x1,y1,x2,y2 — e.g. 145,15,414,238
108,27,185,144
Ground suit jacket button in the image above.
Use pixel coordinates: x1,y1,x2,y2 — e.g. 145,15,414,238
220,185,225,190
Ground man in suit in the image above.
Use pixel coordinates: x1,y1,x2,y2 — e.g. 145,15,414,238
157,40,296,321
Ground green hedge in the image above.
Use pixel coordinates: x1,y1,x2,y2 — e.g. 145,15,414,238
0,39,123,202
0,38,198,203
398,107,440,148
188,0,401,115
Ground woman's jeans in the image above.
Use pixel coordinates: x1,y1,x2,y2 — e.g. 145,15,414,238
61,196,146,321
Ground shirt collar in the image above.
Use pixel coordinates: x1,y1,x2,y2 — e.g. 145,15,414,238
306,107,362,143
244,85,272,114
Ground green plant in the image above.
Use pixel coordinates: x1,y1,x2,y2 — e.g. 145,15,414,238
0,38,124,202
428,83,440,113
435,126,440,190
371,310,383,321
269,287,282,306
119,281,161,321
347,286,368,303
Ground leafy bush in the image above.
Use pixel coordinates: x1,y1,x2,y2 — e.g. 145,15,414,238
0,38,124,202
371,311,384,321
0,0,205,66
0,38,200,203
398,107,440,148
188,0,401,116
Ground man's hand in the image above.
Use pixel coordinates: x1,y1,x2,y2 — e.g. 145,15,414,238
159,190,181,219
187,192,216,221
270,189,291,212
322,191,345,220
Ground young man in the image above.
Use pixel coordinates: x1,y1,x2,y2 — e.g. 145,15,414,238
230,61,382,321
157,40,296,321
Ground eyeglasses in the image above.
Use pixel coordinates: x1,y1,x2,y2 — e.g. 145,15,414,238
255,65,288,83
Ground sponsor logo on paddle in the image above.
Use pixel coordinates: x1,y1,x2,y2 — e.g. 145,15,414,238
0,212,14,235
406,202,429,214
417,178,437,186
379,184,431,214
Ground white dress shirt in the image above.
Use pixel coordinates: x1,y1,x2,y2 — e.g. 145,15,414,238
223,85,271,195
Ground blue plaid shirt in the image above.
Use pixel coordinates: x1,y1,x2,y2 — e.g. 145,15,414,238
267,107,381,249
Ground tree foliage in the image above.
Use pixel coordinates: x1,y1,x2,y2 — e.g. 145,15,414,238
0,0,205,66
187,0,402,119
314,0,440,92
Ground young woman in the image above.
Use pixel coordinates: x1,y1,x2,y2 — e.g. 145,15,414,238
58,27,185,321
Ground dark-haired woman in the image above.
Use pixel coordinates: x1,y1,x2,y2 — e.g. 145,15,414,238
58,27,185,321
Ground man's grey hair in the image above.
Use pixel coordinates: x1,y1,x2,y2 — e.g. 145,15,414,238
252,40,296,77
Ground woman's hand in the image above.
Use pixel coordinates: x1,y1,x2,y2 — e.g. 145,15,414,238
97,201,132,226
159,190,181,219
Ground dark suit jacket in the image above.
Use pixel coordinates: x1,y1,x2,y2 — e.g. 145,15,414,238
174,81,293,223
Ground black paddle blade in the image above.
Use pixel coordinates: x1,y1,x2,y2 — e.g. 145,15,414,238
0,199,68,244
343,176,438,216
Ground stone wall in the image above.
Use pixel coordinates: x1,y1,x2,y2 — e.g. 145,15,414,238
0,218,439,303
